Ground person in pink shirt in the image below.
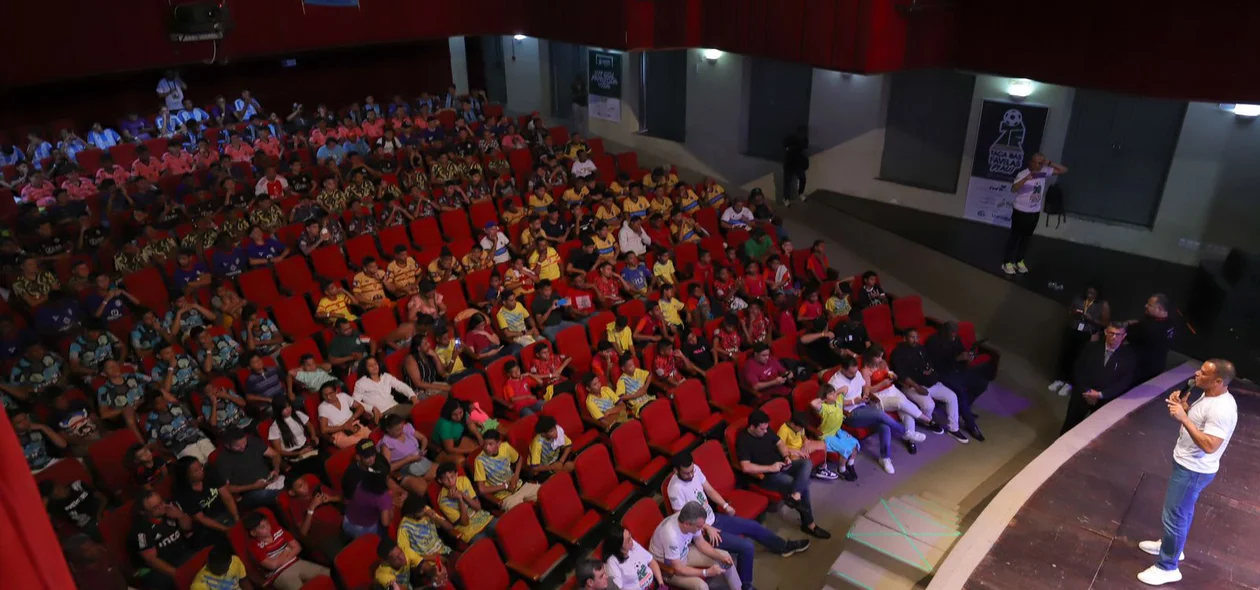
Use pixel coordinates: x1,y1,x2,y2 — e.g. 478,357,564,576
254,166,290,199
360,110,385,142
19,171,55,206
93,154,128,188
162,143,194,176
60,168,98,200
223,135,256,164
130,146,163,182
339,118,363,144
254,128,283,159
194,141,220,169
309,120,337,146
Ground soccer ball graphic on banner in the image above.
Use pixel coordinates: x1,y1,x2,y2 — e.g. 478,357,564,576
988,109,1027,176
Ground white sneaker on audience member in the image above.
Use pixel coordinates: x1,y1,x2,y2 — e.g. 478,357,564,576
1048,380,1065,392
903,431,926,443
1139,540,1184,560
1016,260,1029,273
1137,566,1182,586
1057,383,1073,397
1001,263,1016,275
880,458,895,474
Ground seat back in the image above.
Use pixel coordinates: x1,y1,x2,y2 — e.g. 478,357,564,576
792,380,820,412
175,547,213,590
378,225,412,257
100,501,136,578
620,497,664,547
555,325,592,373
275,256,317,293
760,397,791,431
507,414,539,458
672,379,712,425
692,439,737,497
239,267,284,308
770,334,799,361
452,373,496,418
705,362,741,409
334,533,380,590
541,394,587,444
279,337,323,371
439,210,473,243
325,445,357,494
123,267,171,315
723,420,749,472
892,294,926,331
609,419,652,471
409,217,444,249
456,538,512,590
298,575,337,590
639,400,682,448
958,321,978,349
862,304,895,345
272,295,320,340
410,394,447,438
435,279,469,319
574,443,617,499
344,235,382,267
496,502,550,567
587,311,615,346
359,306,399,342
88,429,143,497
311,245,352,281
537,472,584,532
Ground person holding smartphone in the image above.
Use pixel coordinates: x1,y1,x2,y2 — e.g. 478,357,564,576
530,279,579,341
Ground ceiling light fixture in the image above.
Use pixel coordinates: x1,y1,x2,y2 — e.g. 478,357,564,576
513,34,527,41
1007,78,1034,99
702,48,723,62
1232,104,1260,118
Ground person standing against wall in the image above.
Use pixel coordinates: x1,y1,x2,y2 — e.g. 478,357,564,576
571,75,589,137
1126,293,1176,385
1049,285,1110,397
1002,153,1067,275
782,126,809,207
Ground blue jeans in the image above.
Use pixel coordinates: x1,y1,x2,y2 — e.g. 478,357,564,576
1158,463,1215,571
713,512,788,584
542,321,579,341
760,458,814,526
342,516,382,539
845,405,905,458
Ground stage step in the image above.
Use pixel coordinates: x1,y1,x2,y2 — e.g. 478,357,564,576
863,498,961,552
920,491,961,511
827,549,922,590
845,515,948,577
896,494,961,524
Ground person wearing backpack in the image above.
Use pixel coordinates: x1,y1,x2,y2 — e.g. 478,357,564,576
1003,153,1068,275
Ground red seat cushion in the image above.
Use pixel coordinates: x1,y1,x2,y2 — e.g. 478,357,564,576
507,544,568,582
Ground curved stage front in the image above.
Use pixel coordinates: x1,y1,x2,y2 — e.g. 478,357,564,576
929,363,1260,590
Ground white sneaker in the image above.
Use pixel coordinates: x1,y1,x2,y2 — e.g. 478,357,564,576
1139,540,1184,560
1137,566,1182,586
904,431,927,443
880,458,895,474
1048,380,1065,392
1016,261,1029,274
1057,383,1073,397
1001,263,1016,275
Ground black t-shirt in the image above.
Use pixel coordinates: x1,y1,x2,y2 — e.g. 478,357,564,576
341,454,389,498
290,172,314,196
531,292,564,327
736,430,784,466
684,337,715,371
35,235,70,258
832,322,869,354
542,219,569,239
49,200,89,223
50,481,101,528
216,436,272,487
174,470,231,522
80,226,108,250
890,344,938,387
568,248,597,274
1128,317,1174,379
571,82,588,107
130,516,193,568
925,334,966,375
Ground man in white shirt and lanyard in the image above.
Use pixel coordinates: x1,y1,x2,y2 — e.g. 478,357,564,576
1136,359,1238,586
156,70,187,113
1002,153,1067,275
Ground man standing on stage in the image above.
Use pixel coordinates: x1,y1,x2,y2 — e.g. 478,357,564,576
1002,153,1067,275
1137,359,1237,586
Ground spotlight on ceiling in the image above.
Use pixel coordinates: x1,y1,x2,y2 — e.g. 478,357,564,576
702,48,723,62
513,34,527,41
1007,78,1034,99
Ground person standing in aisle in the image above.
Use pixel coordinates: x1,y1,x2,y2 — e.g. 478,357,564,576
782,127,809,207
1049,285,1110,397
1136,359,1237,586
1002,153,1067,275
571,76,589,137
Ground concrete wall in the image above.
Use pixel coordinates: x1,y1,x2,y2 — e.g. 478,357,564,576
587,49,780,186
448,37,469,94
501,36,550,115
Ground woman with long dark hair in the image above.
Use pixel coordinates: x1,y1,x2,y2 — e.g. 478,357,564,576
402,334,452,398
268,397,327,481
602,524,664,590
433,396,482,463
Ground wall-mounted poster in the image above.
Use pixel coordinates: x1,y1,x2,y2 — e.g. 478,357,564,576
963,100,1050,227
588,49,622,122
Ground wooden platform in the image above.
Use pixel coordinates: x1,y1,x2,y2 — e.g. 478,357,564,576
965,379,1260,590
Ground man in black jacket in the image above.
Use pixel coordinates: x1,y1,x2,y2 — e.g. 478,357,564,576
1060,322,1136,435
925,322,991,405
892,328,981,442
1126,293,1175,384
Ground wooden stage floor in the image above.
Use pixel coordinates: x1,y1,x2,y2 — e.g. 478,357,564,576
966,380,1260,589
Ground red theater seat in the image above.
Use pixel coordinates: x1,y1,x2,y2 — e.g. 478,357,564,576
537,472,602,545
573,444,637,514
495,503,567,583
455,538,529,590
609,420,668,486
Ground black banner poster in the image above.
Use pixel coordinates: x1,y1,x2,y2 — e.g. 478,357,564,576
964,100,1050,225
588,50,622,99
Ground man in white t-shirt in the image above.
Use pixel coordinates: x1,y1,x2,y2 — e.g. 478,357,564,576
1136,359,1238,587
571,150,598,179
480,222,514,264
1002,153,1068,275
156,70,188,112
649,502,742,590
666,452,810,586
825,355,907,474
720,198,755,231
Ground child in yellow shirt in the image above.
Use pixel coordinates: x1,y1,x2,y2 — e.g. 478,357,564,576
777,411,836,480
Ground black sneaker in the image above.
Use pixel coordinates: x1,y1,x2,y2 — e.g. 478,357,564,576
812,467,839,480
802,524,832,540
967,423,986,442
848,463,859,480
904,440,918,455
947,429,970,444
778,539,811,557
840,467,857,482
923,421,945,435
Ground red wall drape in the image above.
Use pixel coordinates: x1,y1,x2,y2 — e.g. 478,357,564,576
0,406,75,590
